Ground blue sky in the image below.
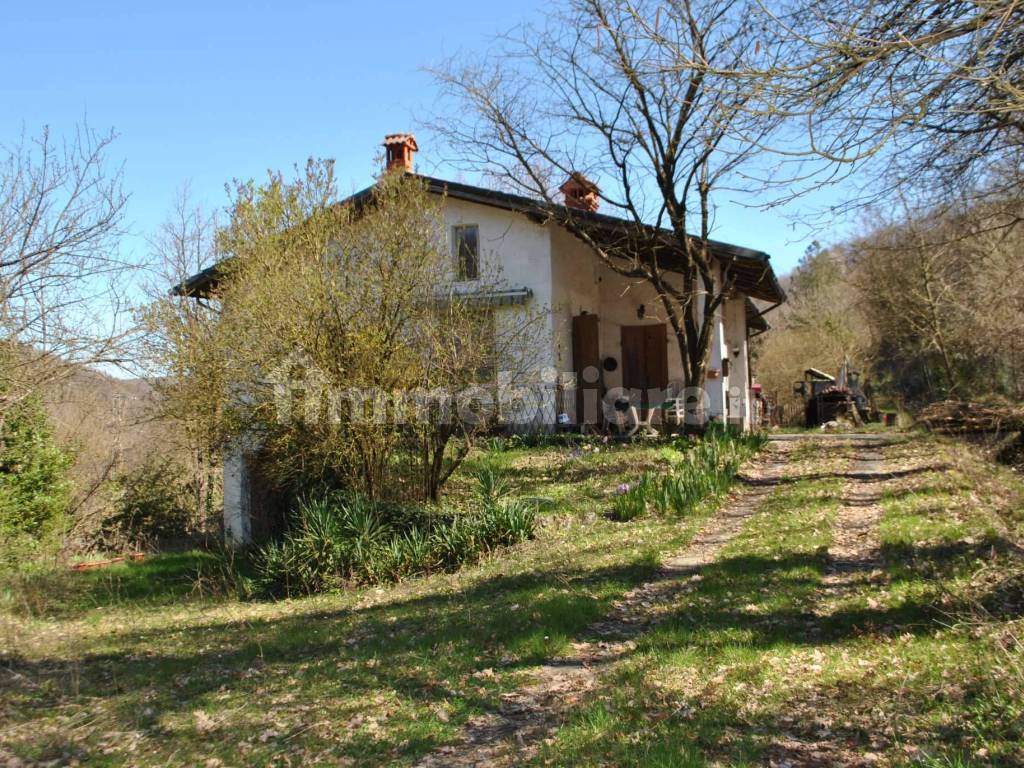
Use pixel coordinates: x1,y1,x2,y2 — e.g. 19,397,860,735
2,0,854,279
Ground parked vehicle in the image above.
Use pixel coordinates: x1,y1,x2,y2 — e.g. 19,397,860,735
793,360,873,427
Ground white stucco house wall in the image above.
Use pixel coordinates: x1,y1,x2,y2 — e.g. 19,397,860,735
175,134,785,544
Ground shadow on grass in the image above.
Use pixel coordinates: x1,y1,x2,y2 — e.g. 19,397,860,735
2,551,223,619
540,541,1024,766
1,555,662,764
635,534,1024,660
748,462,948,489
6,442,1018,765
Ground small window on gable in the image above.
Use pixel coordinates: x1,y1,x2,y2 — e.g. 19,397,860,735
452,224,479,280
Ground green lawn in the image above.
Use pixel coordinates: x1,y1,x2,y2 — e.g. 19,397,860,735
531,436,1024,767
1,434,1021,767
0,441,727,766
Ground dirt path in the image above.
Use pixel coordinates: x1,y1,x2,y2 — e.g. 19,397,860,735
821,439,889,593
414,441,799,768
769,435,895,768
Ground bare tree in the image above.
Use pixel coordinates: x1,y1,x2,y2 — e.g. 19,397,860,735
432,0,787,411
857,219,968,397
851,196,1024,402
0,124,130,416
137,186,223,528
772,0,1024,215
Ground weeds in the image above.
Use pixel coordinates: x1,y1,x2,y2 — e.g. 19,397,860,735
189,542,255,600
254,467,538,596
610,474,655,521
611,427,766,520
481,432,586,452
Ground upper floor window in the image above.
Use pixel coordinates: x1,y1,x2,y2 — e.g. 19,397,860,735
452,224,479,280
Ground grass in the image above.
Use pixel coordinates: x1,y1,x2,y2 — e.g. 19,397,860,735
3,432,1021,767
0,550,223,617
0,437,735,766
529,441,848,766
531,434,1024,767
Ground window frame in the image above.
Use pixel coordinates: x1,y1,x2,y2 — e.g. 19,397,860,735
451,223,480,281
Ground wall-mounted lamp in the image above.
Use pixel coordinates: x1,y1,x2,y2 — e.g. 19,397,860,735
637,303,646,319
731,344,741,358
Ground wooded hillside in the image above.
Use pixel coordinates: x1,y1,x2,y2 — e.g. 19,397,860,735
754,198,1024,423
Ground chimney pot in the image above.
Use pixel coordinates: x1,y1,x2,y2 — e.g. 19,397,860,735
382,133,418,173
560,173,600,212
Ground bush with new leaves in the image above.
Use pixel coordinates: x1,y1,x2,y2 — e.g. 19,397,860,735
101,457,204,551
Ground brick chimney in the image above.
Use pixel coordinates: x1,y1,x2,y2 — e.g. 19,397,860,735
560,173,600,212
383,133,418,173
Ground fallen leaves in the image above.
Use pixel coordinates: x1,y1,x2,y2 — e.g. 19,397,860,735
193,710,219,734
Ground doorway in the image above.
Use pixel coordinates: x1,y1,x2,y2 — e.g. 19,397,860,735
572,313,602,425
620,324,668,408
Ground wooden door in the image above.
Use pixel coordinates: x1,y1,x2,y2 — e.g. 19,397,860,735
621,324,668,408
572,314,601,424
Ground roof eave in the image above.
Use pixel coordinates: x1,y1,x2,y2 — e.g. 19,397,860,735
173,173,787,307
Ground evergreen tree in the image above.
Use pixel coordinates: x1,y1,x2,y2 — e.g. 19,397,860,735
0,393,73,551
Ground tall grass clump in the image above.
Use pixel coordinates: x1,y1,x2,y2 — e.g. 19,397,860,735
610,473,655,521
615,426,767,520
254,466,537,596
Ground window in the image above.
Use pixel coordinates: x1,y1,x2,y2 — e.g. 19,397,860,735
452,224,479,280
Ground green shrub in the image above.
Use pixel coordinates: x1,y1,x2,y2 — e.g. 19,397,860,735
400,526,434,571
254,467,538,596
471,465,536,548
103,458,198,550
610,473,655,521
480,497,537,547
252,539,295,595
373,536,410,582
190,544,256,601
614,428,767,520
429,514,481,569
253,494,393,595
0,394,73,568
475,463,512,505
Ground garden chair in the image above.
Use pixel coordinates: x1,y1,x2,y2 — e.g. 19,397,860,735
631,406,659,438
662,378,688,435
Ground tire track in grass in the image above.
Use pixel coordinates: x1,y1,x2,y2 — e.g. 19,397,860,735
413,441,798,768
522,437,846,768
767,435,898,768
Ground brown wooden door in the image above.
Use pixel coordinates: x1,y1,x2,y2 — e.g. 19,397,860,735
621,324,668,408
572,314,601,424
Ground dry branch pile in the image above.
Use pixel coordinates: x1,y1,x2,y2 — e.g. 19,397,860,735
917,400,1024,435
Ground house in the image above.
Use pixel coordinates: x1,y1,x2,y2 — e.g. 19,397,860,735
175,133,785,543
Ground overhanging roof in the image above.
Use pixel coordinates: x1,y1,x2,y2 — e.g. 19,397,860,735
173,264,222,298
746,297,770,335
173,174,786,309
449,287,533,306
